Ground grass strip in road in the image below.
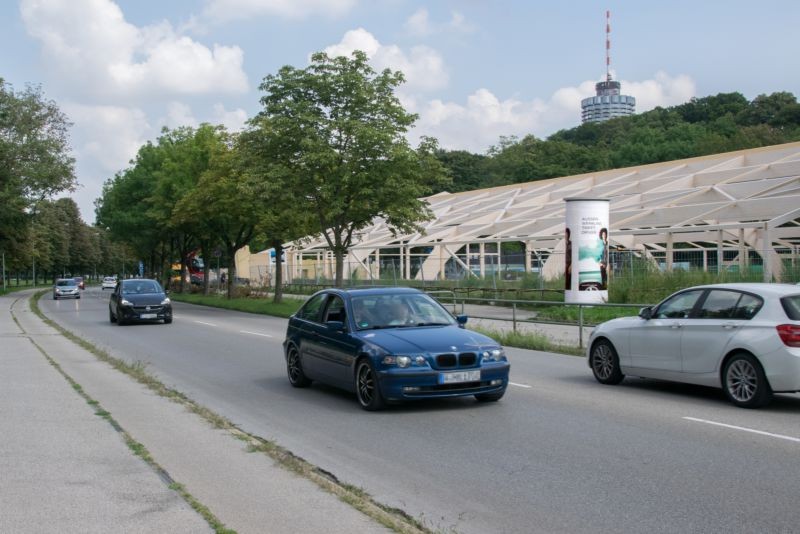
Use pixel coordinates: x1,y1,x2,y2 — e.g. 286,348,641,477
30,291,431,534
170,293,304,318
472,326,584,356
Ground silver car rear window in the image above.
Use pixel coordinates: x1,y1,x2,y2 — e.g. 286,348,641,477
781,296,800,320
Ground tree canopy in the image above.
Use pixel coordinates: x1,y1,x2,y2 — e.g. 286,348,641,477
252,51,449,286
1,79,76,270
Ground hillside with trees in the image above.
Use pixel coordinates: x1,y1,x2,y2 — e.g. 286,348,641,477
435,91,800,192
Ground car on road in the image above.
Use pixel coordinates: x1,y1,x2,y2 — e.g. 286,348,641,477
283,287,510,410
73,276,86,290
53,278,81,300
587,283,800,408
109,278,172,325
101,276,117,290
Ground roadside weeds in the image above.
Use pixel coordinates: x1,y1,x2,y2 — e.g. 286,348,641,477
29,291,433,534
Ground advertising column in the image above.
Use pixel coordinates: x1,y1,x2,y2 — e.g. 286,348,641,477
564,198,610,304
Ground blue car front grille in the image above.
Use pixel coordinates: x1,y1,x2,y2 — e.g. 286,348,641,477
435,352,477,369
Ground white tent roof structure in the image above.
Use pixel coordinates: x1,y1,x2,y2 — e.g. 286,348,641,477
284,141,800,282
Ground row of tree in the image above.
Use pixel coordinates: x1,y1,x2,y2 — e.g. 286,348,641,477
95,51,448,300
1,79,110,285
434,91,800,192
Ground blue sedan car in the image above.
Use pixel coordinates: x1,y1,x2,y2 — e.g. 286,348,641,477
283,287,510,410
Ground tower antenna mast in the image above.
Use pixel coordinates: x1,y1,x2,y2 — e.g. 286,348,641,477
606,10,612,82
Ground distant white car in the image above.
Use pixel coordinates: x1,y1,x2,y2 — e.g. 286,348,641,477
587,283,800,408
101,277,118,290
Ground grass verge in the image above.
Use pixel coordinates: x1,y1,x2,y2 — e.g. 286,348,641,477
471,326,584,356
170,293,304,318
530,304,640,324
29,290,430,534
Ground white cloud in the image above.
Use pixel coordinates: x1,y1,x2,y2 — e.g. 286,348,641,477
200,0,357,23
60,102,154,222
20,0,248,98
324,28,448,92
622,71,696,111
159,102,248,133
411,73,696,153
212,104,248,132
63,103,152,170
405,8,474,36
405,8,431,36
165,101,199,128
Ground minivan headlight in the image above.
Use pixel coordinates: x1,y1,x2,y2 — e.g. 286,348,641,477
161,297,171,305
121,299,133,306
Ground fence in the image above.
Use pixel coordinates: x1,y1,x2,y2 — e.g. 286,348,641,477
259,246,800,287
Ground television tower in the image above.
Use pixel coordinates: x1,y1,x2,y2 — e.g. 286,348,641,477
581,10,636,123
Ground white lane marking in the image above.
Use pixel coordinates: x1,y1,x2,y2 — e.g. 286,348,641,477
194,321,217,327
683,417,800,444
509,382,532,389
240,330,273,338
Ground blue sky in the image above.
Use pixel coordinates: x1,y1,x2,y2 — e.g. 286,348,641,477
2,0,799,223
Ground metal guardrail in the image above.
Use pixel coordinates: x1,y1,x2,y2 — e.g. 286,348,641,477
426,294,650,349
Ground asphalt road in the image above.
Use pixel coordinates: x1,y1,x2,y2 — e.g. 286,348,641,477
42,287,800,534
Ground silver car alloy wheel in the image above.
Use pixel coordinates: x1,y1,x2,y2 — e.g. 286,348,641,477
592,343,614,380
726,359,759,403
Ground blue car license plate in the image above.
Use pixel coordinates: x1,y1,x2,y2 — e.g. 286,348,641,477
439,370,481,384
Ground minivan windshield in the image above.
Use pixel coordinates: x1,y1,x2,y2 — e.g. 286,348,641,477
56,279,77,287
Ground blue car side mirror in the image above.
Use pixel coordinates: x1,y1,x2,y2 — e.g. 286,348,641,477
456,315,468,328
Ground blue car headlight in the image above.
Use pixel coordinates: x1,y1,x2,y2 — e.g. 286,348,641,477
482,348,507,362
382,355,429,368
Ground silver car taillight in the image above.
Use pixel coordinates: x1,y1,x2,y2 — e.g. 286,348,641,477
776,324,800,347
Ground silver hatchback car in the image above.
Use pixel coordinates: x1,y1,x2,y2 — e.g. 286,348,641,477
588,283,800,408
53,278,81,300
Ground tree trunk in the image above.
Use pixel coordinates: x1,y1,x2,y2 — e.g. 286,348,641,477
226,246,236,299
272,241,284,303
334,248,344,288
200,242,211,296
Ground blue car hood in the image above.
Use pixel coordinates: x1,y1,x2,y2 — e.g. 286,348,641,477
356,326,498,354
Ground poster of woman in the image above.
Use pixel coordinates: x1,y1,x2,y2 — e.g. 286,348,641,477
564,198,609,304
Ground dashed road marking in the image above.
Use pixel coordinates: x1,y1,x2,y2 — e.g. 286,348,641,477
509,382,532,389
194,321,217,327
240,330,273,338
683,417,800,443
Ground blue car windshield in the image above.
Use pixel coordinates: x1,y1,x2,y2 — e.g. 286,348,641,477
352,294,455,330
122,281,161,295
